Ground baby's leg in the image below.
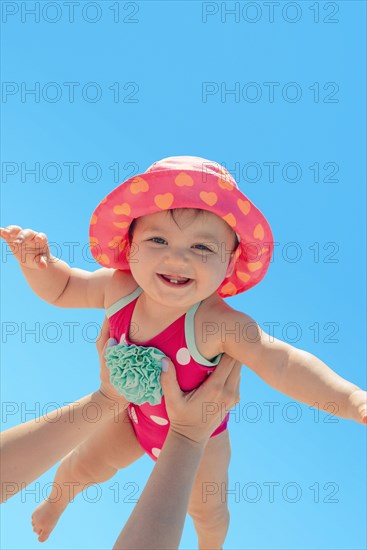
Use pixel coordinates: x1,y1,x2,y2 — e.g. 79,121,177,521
187,429,232,550
32,408,144,543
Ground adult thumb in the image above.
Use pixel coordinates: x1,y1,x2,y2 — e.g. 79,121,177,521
160,357,181,402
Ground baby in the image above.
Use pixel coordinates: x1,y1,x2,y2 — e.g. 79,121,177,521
1,156,366,549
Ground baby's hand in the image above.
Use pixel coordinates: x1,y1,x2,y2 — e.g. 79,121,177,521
347,389,367,425
0,225,51,270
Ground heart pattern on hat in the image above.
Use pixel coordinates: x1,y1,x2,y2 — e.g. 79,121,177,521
200,191,218,206
89,156,274,297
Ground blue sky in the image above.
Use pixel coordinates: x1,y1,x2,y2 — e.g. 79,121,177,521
1,1,366,549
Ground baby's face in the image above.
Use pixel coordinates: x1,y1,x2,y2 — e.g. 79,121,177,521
128,209,237,307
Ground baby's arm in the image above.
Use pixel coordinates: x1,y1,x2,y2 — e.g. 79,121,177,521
218,308,366,424
0,225,115,309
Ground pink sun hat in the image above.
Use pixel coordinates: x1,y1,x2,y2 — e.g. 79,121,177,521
89,156,274,298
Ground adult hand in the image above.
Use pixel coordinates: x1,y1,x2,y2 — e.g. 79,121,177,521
160,354,241,445
113,353,242,550
96,316,129,408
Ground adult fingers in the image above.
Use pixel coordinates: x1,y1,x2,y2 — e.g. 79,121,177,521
224,361,242,393
160,357,183,405
223,361,242,405
204,353,239,392
96,316,111,355
194,356,242,412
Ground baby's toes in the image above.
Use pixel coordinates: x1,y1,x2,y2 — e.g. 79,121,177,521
32,525,42,537
31,517,38,533
31,516,47,542
38,529,49,543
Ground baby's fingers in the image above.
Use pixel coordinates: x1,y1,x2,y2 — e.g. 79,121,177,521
34,232,48,244
0,225,22,241
12,229,50,269
13,228,38,244
0,226,50,270
34,253,48,270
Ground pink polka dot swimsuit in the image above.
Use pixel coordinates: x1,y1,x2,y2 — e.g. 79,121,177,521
106,285,230,461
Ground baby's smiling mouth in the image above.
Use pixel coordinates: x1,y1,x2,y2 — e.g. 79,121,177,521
157,274,192,285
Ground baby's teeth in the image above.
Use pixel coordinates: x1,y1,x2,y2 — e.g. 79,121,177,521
161,274,188,284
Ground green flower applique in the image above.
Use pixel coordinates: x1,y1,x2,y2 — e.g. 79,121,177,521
105,340,166,406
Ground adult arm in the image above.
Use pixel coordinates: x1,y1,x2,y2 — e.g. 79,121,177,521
1,319,128,503
113,351,241,549
0,391,123,502
114,431,206,550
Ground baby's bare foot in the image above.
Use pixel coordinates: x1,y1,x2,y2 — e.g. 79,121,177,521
31,498,67,542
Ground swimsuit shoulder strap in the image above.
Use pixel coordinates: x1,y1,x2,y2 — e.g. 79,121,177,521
185,301,224,367
105,286,143,318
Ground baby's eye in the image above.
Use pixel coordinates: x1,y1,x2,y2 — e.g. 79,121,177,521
149,237,166,244
194,244,214,252
148,238,214,253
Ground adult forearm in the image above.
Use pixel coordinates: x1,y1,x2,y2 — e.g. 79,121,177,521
276,348,361,419
0,391,123,502
113,430,206,550
19,257,71,304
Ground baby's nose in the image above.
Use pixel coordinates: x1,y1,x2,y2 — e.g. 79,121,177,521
163,247,189,265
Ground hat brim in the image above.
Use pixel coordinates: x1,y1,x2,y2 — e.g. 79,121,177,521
89,169,274,297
